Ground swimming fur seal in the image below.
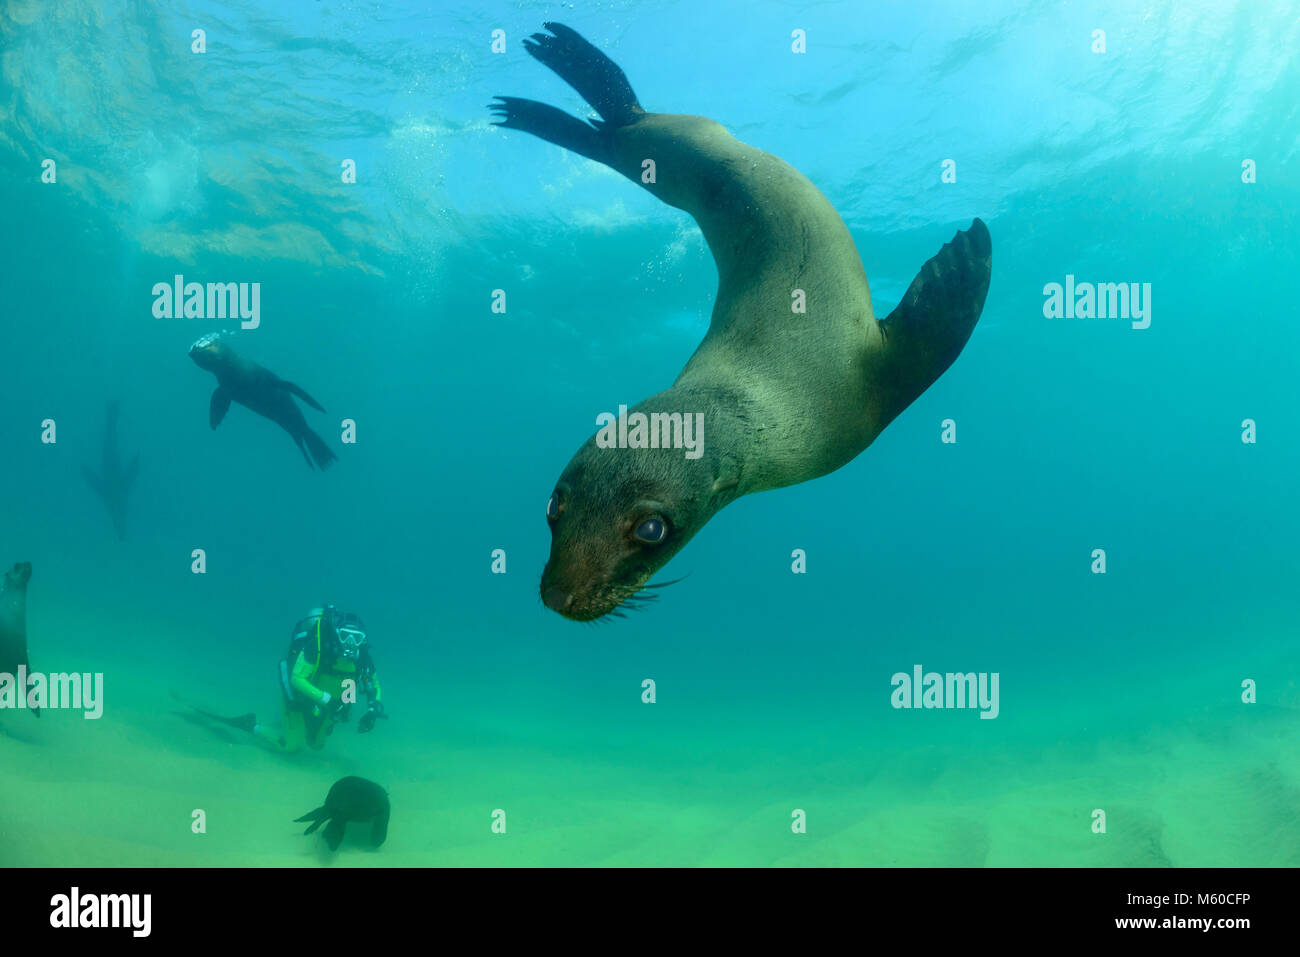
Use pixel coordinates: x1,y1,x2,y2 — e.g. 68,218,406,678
81,400,139,540
492,23,992,621
0,562,38,717
188,333,337,470
295,776,389,851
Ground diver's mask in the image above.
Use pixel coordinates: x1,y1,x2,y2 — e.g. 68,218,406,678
336,624,367,660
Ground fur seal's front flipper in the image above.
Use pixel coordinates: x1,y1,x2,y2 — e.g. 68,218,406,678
323,818,347,851
210,388,232,429
276,378,326,413
877,218,992,427
370,811,389,848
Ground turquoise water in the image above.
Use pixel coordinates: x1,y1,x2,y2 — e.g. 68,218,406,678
1,0,1298,866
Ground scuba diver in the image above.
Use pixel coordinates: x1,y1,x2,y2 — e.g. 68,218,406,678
188,605,387,753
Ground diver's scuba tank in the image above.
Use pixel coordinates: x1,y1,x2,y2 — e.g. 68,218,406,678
279,604,337,704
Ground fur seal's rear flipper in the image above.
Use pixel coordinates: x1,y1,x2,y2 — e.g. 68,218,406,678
523,22,643,125
490,97,611,165
296,808,350,850
297,429,337,471
295,805,330,835
877,218,992,427
276,379,326,413
490,23,644,161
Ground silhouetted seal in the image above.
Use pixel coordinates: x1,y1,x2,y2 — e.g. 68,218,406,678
493,24,991,621
295,776,389,851
0,562,38,717
82,400,139,540
189,334,337,470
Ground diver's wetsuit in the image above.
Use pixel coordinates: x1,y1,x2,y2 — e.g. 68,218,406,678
254,612,382,753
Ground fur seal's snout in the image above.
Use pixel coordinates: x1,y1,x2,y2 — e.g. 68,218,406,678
542,586,572,613
538,438,710,621
539,468,661,622
188,333,222,370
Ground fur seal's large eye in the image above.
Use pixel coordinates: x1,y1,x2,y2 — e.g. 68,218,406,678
546,491,561,521
633,516,669,545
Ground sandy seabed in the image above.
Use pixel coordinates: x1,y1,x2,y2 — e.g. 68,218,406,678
2,639,1297,868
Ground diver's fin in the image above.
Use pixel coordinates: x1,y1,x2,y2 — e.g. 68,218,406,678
523,23,643,126
300,428,337,471
877,218,991,427
489,97,610,165
209,388,232,429
213,712,257,733
276,379,325,412
294,806,329,834
81,466,104,499
177,693,258,734
323,818,346,851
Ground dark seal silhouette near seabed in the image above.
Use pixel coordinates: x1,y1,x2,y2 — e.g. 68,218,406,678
296,776,390,851
0,562,38,718
492,23,992,621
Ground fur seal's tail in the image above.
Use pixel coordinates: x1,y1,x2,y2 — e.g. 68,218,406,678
877,218,992,426
490,22,644,163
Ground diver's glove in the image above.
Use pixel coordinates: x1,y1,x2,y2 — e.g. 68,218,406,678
316,693,349,721
359,700,387,734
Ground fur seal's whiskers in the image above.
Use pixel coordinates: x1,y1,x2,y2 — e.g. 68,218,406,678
638,576,688,590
